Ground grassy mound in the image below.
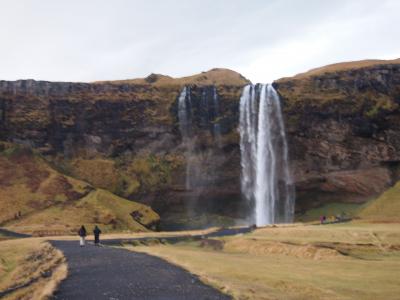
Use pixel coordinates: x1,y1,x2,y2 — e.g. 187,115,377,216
358,181,400,222
6,189,159,235
0,143,91,224
97,68,250,86
0,142,159,235
297,202,367,223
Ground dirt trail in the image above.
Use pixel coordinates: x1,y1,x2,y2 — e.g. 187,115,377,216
50,227,251,300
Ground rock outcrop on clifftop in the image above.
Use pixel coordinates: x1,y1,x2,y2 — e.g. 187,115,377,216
0,61,399,229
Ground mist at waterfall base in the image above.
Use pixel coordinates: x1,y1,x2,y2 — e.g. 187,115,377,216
177,85,229,226
239,84,295,226
178,86,222,191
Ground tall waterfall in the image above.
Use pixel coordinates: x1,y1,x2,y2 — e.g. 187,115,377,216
178,86,196,190
239,83,294,226
178,86,191,139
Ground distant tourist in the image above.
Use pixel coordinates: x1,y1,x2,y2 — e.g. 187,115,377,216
78,225,87,247
320,215,324,224
93,225,102,246
14,211,22,220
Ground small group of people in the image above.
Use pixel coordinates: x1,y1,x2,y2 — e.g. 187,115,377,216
78,225,102,247
320,212,347,224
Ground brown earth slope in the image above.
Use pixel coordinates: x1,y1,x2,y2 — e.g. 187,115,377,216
0,142,159,235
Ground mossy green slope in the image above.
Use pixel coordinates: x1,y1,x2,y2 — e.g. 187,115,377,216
358,181,400,222
297,202,367,223
0,142,160,235
6,189,160,234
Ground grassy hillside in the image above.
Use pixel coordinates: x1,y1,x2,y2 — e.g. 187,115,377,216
5,189,160,235
297,177,400,223
358,181,400,222
287,58,400,80
0,142,159,235
0,238,66,300
297,202,367,223
62,153,182,200
129,223,400,300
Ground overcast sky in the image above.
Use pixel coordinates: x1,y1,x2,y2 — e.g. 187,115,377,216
0,0,399,83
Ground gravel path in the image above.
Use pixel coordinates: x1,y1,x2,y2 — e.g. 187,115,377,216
50,227,253,299
0,228,30,238
101,227,253,246
51,240,231,300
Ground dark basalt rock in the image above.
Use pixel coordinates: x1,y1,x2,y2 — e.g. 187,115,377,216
275,62,400,211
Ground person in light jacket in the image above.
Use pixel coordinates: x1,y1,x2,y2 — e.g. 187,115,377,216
78,225,87,247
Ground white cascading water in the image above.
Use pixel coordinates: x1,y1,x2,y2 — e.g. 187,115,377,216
178,86,196,189
239,83,295,226
178,86,191,141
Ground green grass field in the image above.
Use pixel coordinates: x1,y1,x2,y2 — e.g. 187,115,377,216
128,222,400,300
297,202,367,222
358,181,400,222
298,177,400,224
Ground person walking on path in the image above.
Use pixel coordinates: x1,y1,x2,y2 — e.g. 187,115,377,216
78,225,87,247
93,225,102,246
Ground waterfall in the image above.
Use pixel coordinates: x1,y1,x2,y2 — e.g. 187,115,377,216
178,86,191,140
239,83,295,226
212,87,222,147
200,89,209,128
178,86,196,189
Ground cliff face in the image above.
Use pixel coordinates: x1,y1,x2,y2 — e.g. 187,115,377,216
0,80,178,156
1,62,400,228
0,69,249,229
0,69,247,156
274,60,400,213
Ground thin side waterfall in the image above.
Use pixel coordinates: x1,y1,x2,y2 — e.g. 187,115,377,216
178,86,195,189
178,86,191,139
212,87,222,147
239,83,295,226
178,85,224,192
200,89,209,127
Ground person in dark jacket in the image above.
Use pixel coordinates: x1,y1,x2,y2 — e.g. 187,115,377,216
78,225,87,247
93,225,102,246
